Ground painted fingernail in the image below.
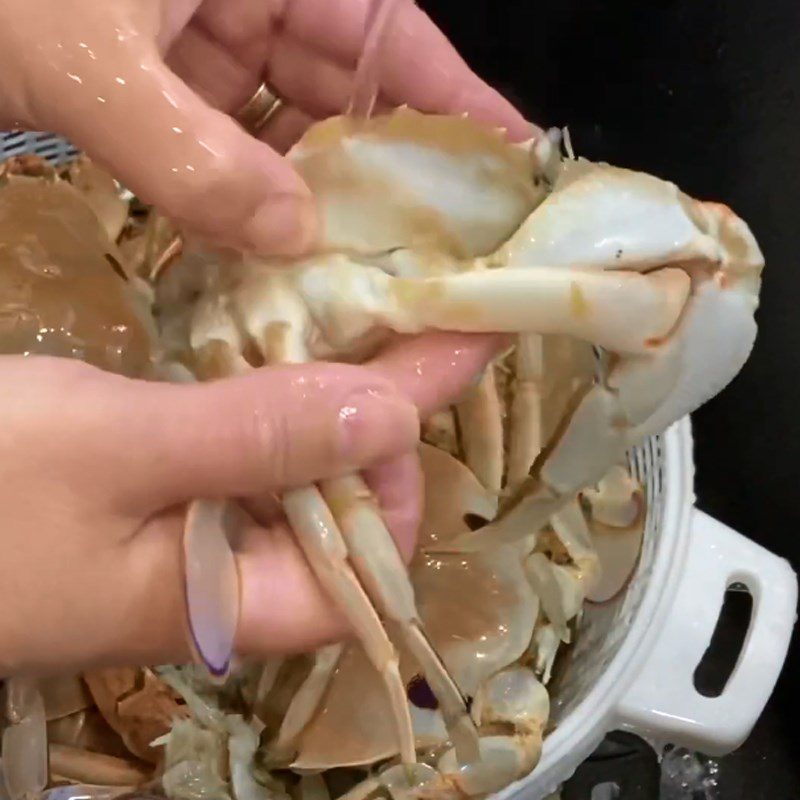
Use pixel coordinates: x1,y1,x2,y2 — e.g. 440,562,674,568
338,388,420,467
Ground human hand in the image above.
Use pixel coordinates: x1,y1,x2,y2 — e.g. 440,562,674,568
0,334,501,677
0,0,531,256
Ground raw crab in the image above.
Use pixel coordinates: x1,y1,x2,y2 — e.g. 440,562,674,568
153,107,760,784
0,105,762,800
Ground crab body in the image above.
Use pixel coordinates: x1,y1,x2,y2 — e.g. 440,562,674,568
148,109,760,798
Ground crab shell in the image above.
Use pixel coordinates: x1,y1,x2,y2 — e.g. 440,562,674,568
0,158,156,377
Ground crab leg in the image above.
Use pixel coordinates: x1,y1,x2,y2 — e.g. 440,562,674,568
444,369,636,552
320,474,481,764
189,318,424,768
505,334,544,491
455,368,504,494
402,267,689,353
282,486,416,765
183,319,417,764
48,743,150,786
269,644,344,761
377,668,549,800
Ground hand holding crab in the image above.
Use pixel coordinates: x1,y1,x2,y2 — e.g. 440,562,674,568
0,334,504,678
0,0,767,796
0,0,527,683
0,0,530,255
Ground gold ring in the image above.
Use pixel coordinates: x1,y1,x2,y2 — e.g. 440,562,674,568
235,82,285,135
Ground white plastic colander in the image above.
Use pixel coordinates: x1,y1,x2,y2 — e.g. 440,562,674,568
2,132,797,799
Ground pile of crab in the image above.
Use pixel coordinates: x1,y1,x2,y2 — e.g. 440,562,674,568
0,108,763,800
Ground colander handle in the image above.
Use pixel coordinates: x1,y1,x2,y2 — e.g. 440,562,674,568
614,508,797,756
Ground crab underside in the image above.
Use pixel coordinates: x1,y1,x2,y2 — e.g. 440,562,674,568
0,108,762,800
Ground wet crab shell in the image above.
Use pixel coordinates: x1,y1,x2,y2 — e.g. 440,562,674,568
0,158,157,377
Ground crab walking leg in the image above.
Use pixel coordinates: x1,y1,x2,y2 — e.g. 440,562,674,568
506,335,544,491
208,316,422,765
320,474,481,764
269,644,345,761
255,657,284,704
48,744,151,786
445,373,633,552
334,667,549,800
455,369,504,494
281,487,416,765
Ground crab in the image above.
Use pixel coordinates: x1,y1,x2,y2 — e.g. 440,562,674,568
0,103,762,800
0,154,157,376
150,107,761,788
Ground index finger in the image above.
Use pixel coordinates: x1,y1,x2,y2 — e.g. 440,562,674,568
368,332,510,418
281,0,533,138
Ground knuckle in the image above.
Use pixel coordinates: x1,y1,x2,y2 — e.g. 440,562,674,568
246,401,294,489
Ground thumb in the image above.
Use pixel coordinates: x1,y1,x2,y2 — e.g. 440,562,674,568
86,363,419,512
26,27,316,255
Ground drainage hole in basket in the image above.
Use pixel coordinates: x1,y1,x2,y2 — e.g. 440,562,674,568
693,582,753,698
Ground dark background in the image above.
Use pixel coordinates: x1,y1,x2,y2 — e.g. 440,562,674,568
423,0,800,796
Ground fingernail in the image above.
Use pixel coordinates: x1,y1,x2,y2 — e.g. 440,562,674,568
244,194,318,256
338,388,419,467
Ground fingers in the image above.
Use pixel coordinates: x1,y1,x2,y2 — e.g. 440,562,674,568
280,0,532,138
233,517,352,653
69,468,420,669
24,16,315,255
194,0,532,138
131,453,423,663
368,332,510,419
128,508,352,661
165,20,258,113
363,452,424,563
77,362,419,512
167,25,315,153
267,35,361,119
